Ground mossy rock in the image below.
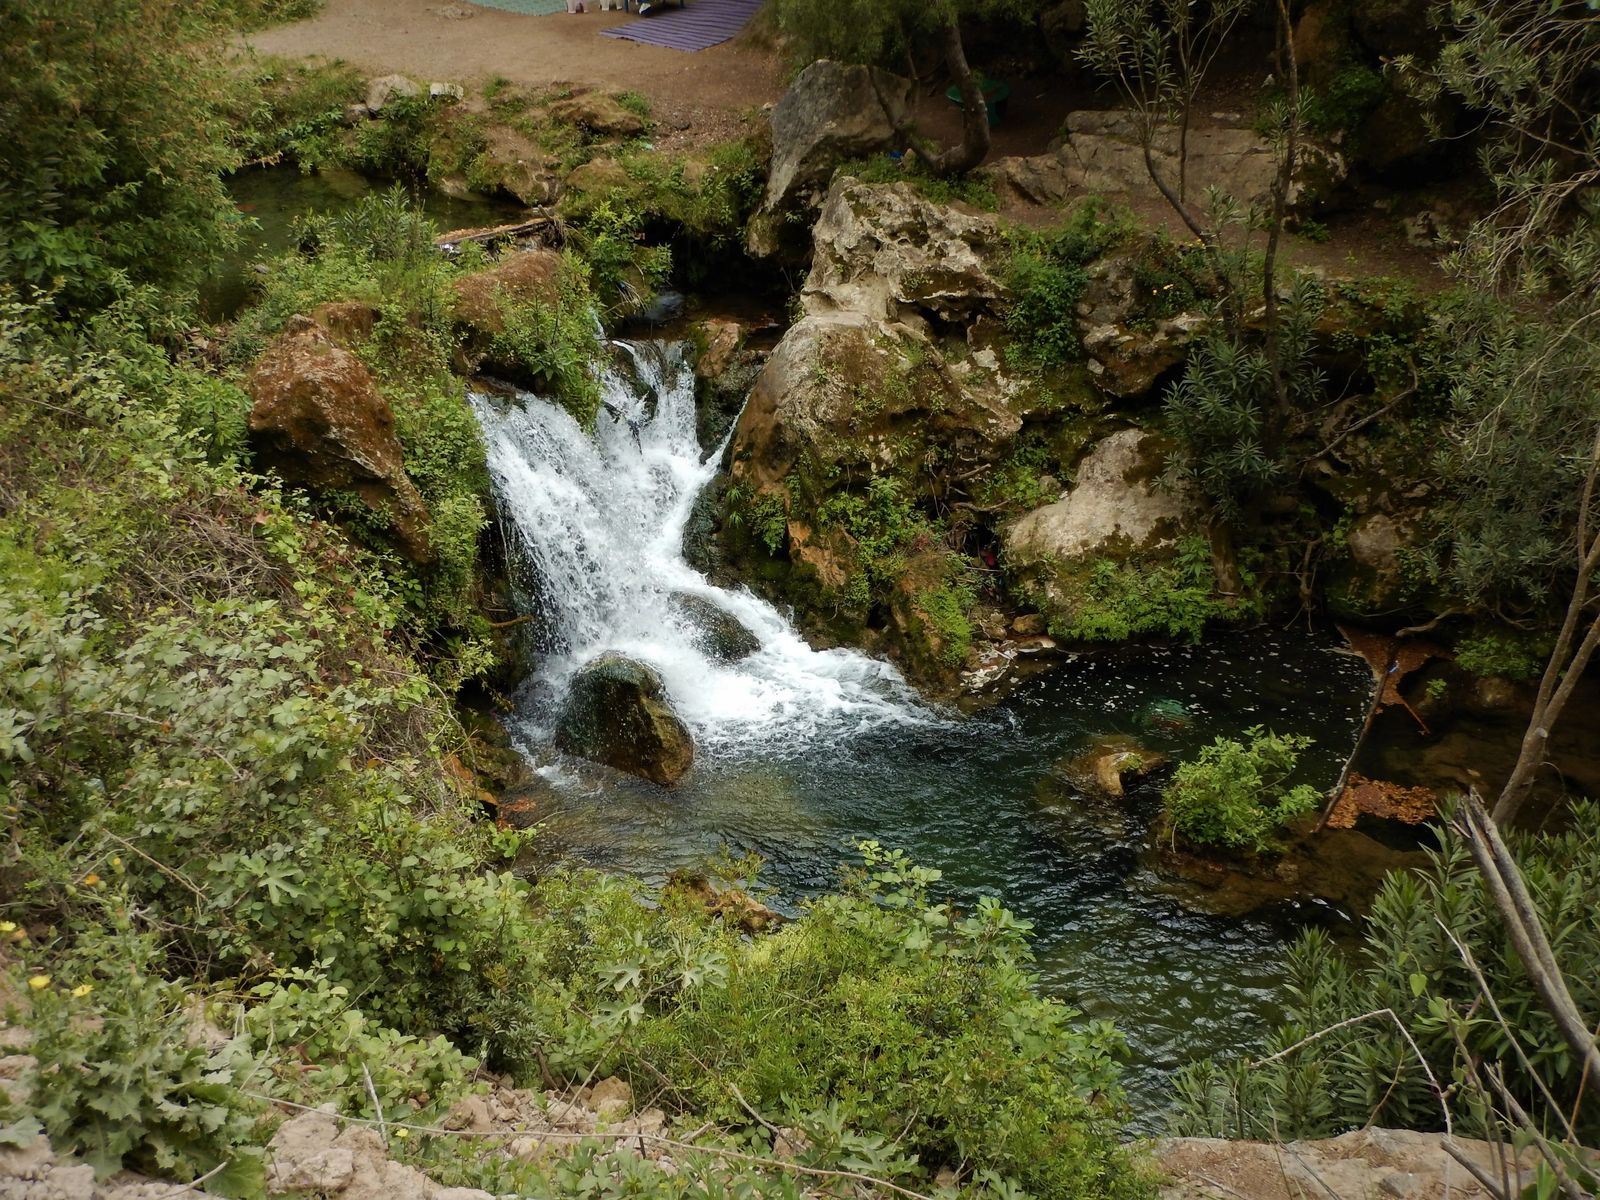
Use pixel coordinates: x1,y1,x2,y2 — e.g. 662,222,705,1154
670,592,761,663
554,653,694,785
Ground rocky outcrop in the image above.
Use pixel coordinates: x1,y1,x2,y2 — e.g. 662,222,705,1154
554,654,695,785
1075,244,1209,396
984,110,1347,214
670,592,761,663
1155,1128,1529,1200
749,61,912,259
247,315,432,563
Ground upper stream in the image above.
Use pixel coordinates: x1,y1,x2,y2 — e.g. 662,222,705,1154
472,341,1375,1117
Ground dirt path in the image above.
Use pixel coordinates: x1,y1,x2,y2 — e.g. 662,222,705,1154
247,0,786,138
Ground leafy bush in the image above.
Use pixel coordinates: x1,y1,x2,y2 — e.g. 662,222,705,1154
1164,276,1326,521
1050,537,1247,643
1162,727,1322,853
223,56,364,168
1173,807,1600,1144
1453,628,1549,681
18,923,267,1194
1003,203,1128,371
0,0,240,316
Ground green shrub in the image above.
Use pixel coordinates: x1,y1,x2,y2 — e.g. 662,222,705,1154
223,56,364,168
1453,628,1549,681
1173,806,1600,1144
1162,727,1322,853
1003,202,1127,371
19,923,268,1194
837,154,999,210
1051,537,1246,643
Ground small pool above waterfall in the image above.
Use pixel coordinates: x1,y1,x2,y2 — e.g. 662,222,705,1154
472,341,1377,1120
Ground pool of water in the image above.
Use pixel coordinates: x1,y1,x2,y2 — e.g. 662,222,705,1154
475,345,1376,1120
204,166,522,318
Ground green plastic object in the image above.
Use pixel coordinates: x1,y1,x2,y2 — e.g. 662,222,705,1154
945,76,1011,126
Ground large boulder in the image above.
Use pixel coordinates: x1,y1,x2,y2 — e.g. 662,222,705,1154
749,61,913,258
987,111,1348,214
670,592,761,662
451,248,566,385
805,178,1007,324
554,654,695,786
1006,428,1198,566
248,315,432,563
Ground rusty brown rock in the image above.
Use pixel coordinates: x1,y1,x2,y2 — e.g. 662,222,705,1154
451,248,564,336
247,316,432,563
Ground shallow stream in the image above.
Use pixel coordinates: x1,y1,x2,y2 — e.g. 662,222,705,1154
472,342,1377,1116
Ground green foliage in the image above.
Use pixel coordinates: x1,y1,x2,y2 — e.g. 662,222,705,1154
484,256,607,425
1453,628,1549,682
916,574,980,666
0,0,241,316
223,56,365,168
840,154,999,210
1174,807,1600,1143
1003,203,1128,372
1165,276,1326,521
1301,63,1386,137
20,923,267,1194
200,0,323,29
1409,289,1600,612
1161,727,1321,853
1050,537,1246,644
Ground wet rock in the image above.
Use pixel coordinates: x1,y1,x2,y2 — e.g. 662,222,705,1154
247,316,432,563
365,74,420,114
1063,734,1169,798
670,592,760,662
548,90,647,138
666,870,783,933
750,61,912,257
555,653,695,785
1011,613,1047,636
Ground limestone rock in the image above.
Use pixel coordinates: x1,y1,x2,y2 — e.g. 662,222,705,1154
554,654,695,785
365,74,420,114
692,318,744,382
1006,429,1197,565
585,1076,633,1120
1062,734,1168,799
248,316,432,563
759,61,911,221
549,91,647,138
670,592,761,662
267,1110,356,1194
805,178,1005,324
1051,110,1347,213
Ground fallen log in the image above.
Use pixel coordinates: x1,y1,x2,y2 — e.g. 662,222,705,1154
434,215,559,248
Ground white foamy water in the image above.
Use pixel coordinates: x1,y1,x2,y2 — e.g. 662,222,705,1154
470,341,932,760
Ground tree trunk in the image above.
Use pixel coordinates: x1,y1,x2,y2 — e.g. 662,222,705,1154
914,15,990,177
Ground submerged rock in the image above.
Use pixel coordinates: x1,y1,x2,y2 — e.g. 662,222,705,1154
670,592,760,663
555,653,695,785
1062,734,1169,799
247,315,432,563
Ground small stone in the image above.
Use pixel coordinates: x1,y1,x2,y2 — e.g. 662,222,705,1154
442,1094,494,1133
588,1076,633,1120
1011,613,1047,637
365,74,421,114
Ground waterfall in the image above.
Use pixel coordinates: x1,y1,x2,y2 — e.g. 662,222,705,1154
470,341,931,762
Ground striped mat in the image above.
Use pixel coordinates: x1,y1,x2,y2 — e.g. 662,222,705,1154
599,0,764,51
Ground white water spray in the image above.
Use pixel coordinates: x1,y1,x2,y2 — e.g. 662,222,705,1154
470,342,931,762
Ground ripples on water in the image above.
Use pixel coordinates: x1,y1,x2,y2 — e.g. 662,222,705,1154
473,342,1373,1120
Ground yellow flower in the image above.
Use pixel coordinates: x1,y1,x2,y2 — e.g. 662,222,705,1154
392,1128,409,1140
83,873,102,888
111,856,123,870
71,984,94,998
27,975,50,991
0,922,14,934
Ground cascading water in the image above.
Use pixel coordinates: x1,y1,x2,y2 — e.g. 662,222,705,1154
470,341,932,760
470,339,1385,1119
